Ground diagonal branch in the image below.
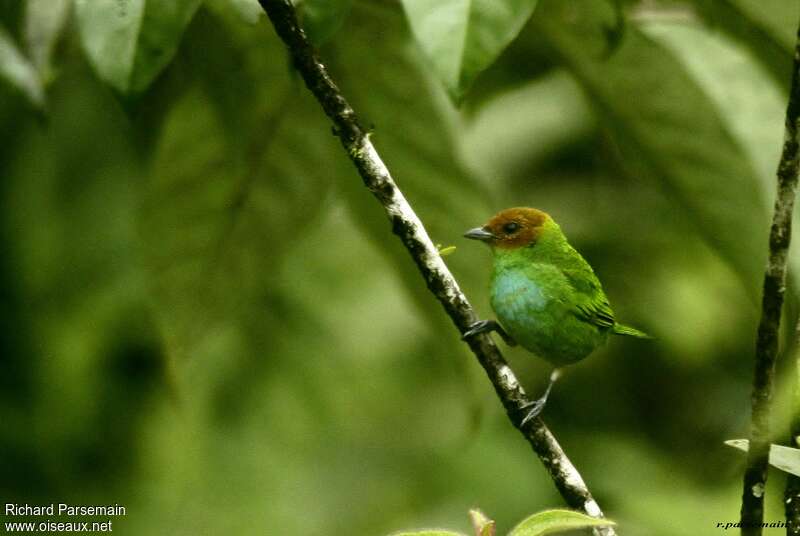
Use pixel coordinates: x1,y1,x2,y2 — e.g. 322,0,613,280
257,1,614,533
784,316,800,535
740,21,800,536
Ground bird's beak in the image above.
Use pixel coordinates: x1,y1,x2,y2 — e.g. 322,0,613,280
463,226,495,242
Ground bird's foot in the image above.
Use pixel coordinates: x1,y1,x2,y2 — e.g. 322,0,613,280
520,398,547,426
462,319,517,346
519,369,562,426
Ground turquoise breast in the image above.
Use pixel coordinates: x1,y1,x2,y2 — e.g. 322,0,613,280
490,265,606,366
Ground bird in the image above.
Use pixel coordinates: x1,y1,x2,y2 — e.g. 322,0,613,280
463,207,649,424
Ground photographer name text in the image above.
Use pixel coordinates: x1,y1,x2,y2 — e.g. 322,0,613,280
5,504,126,517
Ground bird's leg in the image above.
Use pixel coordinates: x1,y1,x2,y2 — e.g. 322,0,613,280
462,319,517,347
520,369,562,426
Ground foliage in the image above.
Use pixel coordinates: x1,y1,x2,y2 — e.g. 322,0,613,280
0,24,43,108
401,0,539,102
74,0,201,95
1,0,798,535
392,508,612,536
508,509,614,536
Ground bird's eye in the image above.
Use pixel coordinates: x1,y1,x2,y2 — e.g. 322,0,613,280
503,222,520,234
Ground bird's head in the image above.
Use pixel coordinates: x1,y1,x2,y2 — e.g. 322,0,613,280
464,207,551,249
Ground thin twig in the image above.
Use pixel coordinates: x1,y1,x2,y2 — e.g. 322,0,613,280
741,23,800,536
257,1,614,533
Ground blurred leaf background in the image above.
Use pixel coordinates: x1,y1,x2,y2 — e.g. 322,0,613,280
1,0,799,534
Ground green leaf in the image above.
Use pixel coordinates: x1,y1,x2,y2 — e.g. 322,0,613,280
24,0,70,81
297,0,353,46
328,3,493,324
637,20,800,285
460,71,593,181
725,439,800,478
74,0,201,95
691,0,798,90
390,532,466,536
638,21,784,194
401,0,539,102
139,9,338,360
0,25,44,108
508,509,614,536
533,0,769,295
215,0,264,24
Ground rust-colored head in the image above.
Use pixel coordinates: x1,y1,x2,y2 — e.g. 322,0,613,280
464,207,550,249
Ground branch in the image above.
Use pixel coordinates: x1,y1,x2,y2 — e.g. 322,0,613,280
785,319,800,535
740,22,800,536
257,1,614,533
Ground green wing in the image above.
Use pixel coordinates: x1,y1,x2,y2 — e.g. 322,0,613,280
561,263,616,332
563,267,652,338
546,241,650,338
574,296,615,330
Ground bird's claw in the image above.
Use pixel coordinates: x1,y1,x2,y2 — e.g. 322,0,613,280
462,320,491,340
520,399,547,426
462,319,518,346
518,369,561,426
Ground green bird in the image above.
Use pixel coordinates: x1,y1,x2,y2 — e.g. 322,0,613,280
463,207,649,423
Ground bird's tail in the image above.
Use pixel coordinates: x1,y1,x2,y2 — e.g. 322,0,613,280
612,323,652,339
